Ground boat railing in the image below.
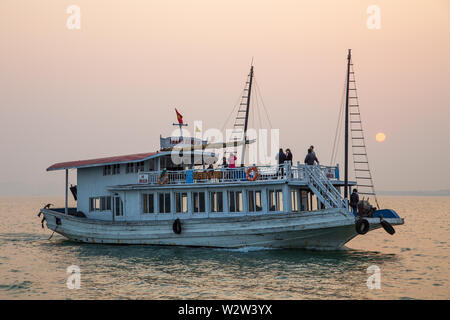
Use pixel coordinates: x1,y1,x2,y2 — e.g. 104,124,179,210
138,163,339,185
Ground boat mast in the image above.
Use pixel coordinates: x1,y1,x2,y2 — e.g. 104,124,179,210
240,64,254,166
344,49,351,200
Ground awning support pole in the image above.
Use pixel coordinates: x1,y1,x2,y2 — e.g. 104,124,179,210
65,169,68,215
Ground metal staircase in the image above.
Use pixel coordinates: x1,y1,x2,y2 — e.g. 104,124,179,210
347,59,380,209
306,165,347,209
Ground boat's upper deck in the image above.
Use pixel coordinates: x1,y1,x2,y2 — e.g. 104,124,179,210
108,163,354,191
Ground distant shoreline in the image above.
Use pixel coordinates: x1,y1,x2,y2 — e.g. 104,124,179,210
378,190,450,196
1,190,450,197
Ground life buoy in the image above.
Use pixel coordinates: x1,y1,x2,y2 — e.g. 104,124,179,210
158,172,169,185
355,218,370,235
246,166,259,181
380,219,395,235
172,218,182,234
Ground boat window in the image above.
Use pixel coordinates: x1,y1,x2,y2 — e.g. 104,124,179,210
114,196,123,216
100,197,106,210
126,163,134,174
89,197,98,211
106,196,111,210
160,156,168,168
229,191,243,213
89,196,111,212
210,191,223,213
175,192,188,213
193,192,206,213
268,189,283,212
300,190,309,211
103,165,112,176
148,159,155,171
125,162,144,173
248,190,262,212
142,194,155,214
291,190,299,212
136,161,145,172
112,164,120,175
159,192,171,213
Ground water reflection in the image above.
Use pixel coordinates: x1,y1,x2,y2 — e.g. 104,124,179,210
31,237,400,299
42,237,399,269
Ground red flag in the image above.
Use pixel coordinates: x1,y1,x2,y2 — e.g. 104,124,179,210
175,108,183,124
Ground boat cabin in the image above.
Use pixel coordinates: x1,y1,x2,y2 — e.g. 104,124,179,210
47,137,353,222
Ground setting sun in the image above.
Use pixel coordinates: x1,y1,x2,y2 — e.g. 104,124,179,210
376,132,386,142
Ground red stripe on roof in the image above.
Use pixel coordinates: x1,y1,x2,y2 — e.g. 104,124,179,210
47,152,158,171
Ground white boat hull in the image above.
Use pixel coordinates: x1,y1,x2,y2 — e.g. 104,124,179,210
41,209,404,250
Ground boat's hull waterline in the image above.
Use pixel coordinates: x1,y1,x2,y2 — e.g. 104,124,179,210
41,209,404,249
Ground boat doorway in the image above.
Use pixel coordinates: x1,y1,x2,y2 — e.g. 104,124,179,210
113,195,124,221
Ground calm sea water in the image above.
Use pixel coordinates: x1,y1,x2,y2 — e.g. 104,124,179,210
0,196,448,300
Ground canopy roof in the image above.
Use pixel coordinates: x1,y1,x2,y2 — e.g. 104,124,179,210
47,152,161,171
47,150,219,171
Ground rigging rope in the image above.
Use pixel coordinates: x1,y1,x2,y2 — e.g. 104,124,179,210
219,73,274,159
330,75,347,165
255,79,273,129
255,87,264,135
47,231,55,240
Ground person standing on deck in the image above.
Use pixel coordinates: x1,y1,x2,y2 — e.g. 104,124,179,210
221,156,228,168
309,145,319,164
228,153,237,169
276,148,286,165
304,148,319,165
285,148,293,164
276,148,286,176
350,189,359,215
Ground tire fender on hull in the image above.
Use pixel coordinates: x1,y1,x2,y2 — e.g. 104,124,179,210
380,219,395,235
172,218,182,234
355,218,370,235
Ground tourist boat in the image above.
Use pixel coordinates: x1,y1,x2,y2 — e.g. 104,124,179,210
39,51,404,249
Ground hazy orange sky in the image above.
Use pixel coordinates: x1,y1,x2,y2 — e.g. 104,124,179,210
0,0,449,195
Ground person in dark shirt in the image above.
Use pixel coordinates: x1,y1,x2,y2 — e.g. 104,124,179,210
350,189,359,215
276,148,286,176
304,148,319,165
277,148,286,165
285,148,293,164
309,145,319,164
222,157,228,168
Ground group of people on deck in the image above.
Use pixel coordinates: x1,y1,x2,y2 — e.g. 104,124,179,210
218,144,322,171
276,148,293,166
221,145,320,169
277,145,320,166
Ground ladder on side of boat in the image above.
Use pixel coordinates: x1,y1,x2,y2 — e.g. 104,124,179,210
229,69,253,145
306,165,347,209
348,61,380,209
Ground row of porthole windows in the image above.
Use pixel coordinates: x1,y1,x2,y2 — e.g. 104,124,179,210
141,189,284,214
